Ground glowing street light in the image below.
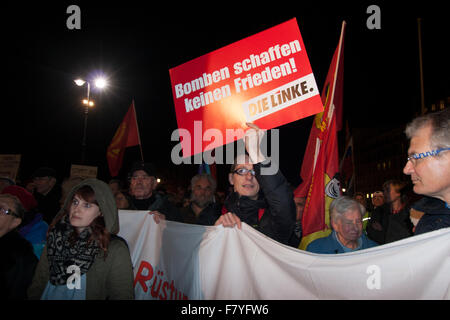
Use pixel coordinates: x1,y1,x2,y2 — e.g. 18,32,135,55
94,77,107,89
74,79,86,86
74,76,108,163
82,99,94,107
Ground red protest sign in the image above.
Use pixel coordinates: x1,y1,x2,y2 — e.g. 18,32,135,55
169,18,323,158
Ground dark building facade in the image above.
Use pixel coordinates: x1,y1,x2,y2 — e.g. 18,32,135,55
347,98,449,201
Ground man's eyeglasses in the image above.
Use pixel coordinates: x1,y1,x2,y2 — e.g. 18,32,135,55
0,206,17,217
233,168,256,176
407,147,450,164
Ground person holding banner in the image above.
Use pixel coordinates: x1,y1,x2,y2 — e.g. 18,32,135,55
306,196,378,254
127,162,182,223
27,179,134,300
215,123,296,246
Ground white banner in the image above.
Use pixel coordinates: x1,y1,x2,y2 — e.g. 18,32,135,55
118,210,450,300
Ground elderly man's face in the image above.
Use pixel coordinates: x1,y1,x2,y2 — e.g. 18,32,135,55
129,170,156,200
403,124,450,201
191,177,214,209
332,208,363,242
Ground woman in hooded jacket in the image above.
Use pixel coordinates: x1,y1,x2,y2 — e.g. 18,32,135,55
27,179,134,300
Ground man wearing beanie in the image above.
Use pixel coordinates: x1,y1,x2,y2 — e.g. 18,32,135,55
127,162,182,222
31,167,62,224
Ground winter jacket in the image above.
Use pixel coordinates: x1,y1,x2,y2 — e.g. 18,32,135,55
129,191,183,222
223,161,296,245
366,203,413,244
180,202,221,226
306,231,378,254
412,196,450,235
27,179,134,300
18,211,48,259
33,184,62,224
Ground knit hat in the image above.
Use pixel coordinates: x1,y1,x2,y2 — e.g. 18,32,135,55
32,167,57,178
128,162,157,179
1,185,38,211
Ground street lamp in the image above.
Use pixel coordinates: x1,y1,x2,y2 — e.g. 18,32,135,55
74,77,108,163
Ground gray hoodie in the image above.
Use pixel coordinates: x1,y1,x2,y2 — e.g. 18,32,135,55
61,178,119,234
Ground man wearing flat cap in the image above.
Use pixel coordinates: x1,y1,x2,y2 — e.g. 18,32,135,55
31,167,62,224
127,162,182,222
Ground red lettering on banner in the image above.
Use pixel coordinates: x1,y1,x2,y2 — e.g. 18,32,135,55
133,260,153,292
133,260,189,300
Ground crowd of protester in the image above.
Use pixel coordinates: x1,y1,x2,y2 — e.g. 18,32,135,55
1,108,449,299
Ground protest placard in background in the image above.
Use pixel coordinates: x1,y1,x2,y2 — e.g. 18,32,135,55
169,18,323,158
0,154,21,181
70,164,98,179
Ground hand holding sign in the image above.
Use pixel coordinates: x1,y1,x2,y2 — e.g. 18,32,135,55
244,122,266,164
169,18,323,159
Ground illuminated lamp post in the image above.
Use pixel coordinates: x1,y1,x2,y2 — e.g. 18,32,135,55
74,77,107,163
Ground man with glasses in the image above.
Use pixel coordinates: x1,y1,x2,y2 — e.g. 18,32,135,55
214,123,296,246
403,107,450,235
0,194,38,299
127,162,182,222
306,196,378,254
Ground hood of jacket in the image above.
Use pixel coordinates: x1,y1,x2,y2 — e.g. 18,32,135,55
61,178,119,234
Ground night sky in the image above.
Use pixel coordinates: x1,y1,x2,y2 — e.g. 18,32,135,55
2,1,448,191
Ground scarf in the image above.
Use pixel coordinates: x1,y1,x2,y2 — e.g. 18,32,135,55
47,215,100,285
224,192,267,228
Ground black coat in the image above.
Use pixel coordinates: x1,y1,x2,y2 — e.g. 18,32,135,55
34,185,62,224
0,231,38,299
180,202,221,226
224,161,296,246
412,196,450,235
366,203,413,244
129,191,183,222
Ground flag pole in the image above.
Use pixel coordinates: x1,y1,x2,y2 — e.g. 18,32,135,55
417,18,426,115
132,99,145,163
327,21,346,123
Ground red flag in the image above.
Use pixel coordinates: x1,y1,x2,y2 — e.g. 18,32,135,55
107,101,141,177
294,22,346,249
